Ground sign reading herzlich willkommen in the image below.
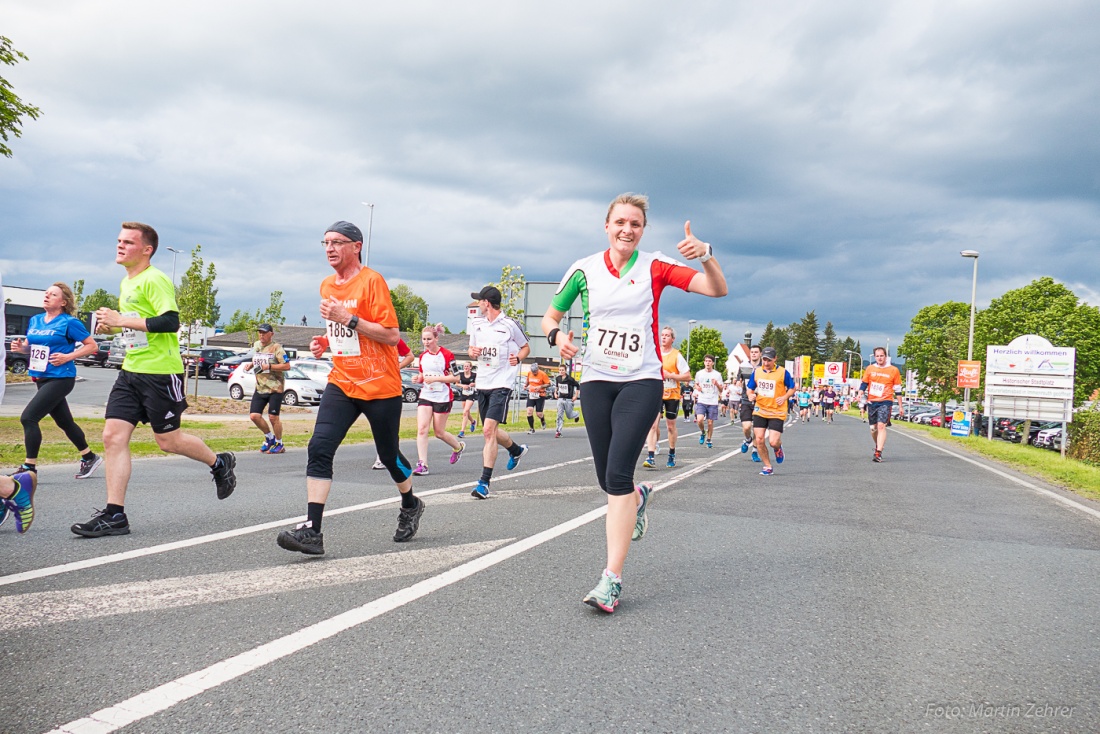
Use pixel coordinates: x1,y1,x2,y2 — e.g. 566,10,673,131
984,335,1075,424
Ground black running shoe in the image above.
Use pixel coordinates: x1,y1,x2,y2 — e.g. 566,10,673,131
71,509,130,537
277,522,325,555
211,452,237,499
394,497,425,543
75,453,103,479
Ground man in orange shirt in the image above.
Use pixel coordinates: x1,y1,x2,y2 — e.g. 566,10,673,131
525,362,553,434
858,346,904,462
277,221,422,556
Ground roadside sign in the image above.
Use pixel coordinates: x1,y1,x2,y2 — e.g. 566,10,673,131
824,361,844,385
950,410,971,437
956,360,981,389
983,335,1075,455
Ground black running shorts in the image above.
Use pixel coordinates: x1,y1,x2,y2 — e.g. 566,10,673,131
105,370,188,434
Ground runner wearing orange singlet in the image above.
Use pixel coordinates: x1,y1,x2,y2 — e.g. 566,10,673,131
858,347,903,462
277,221,422,556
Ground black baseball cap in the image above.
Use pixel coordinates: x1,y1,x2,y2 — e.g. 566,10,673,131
257,323,274,333
471,286,502,308
761,347,777,360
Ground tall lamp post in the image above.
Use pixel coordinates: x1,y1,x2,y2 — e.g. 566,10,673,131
686,319,698,369
361,202,375,267
961,250,980,413
166,247,185,287
844,349,863,381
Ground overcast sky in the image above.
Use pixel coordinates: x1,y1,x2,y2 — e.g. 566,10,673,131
3,0,1098,357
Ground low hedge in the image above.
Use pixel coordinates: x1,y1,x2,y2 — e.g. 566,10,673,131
1068,410,1100,466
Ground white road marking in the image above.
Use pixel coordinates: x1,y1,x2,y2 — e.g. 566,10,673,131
0,540,512,630
46,450,737,734
0,457,591,589
890,428,1100,522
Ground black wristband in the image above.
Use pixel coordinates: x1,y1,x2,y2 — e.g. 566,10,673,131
347,315,360,331
547,328,560,348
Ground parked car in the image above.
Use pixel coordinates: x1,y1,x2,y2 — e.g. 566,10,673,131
227,363,322,405
75,336,114,367
401,368,422,403
4,335,28,374
106,336,128,369
211,352,254,381
290,359,333,389
929,413,953,428
1002,421,1059,444
186,348,238,379
1035,425,1063,449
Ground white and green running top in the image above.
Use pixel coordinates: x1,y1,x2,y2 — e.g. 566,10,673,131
551,249,696,384
118,266,184,375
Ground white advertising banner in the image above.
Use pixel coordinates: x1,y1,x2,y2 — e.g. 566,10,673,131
984,335,1075,427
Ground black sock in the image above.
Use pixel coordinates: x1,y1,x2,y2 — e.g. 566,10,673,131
669,448,676,456
481,466,493,484
507,442,523,457
401,490,418,509
527,415,535,429
106,503,124,516
647,451,654,459
211,455,223,470
540,417,546,427
307,502,325,532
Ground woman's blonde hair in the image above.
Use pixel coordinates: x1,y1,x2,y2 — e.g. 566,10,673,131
422,322,446,338
605,193,649,226
53,282,77,316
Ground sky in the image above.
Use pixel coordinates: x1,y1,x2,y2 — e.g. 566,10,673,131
2,0,1098,360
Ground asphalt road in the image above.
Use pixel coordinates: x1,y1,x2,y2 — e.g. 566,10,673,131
2,414,1098,733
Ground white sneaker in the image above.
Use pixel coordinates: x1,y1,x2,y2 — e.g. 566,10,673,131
372,458,385,470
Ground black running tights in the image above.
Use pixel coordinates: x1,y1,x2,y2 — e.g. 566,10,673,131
579,379,662,496
21,377,89,460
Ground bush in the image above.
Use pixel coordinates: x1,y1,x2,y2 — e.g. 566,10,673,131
1068,410,1100,466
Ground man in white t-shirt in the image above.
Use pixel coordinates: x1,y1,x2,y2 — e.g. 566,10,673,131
693,354,723,448
467,285,530,499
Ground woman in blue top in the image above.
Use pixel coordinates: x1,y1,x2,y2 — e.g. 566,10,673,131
10,283,102,479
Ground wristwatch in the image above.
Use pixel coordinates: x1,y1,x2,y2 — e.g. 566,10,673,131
699,243,713,264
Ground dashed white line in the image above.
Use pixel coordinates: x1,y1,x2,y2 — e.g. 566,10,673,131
0,540,513,630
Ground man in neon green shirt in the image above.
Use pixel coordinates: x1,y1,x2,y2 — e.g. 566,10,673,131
71,222,237,538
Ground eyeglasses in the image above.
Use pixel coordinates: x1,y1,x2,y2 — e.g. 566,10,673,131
321,239,356,248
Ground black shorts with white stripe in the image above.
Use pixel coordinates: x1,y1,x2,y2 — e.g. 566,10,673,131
104,370,189,434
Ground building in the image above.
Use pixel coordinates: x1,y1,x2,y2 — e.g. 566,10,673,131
4,285,46,336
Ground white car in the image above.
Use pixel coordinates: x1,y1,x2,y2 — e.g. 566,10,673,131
227,363,322,405
289,359,333,390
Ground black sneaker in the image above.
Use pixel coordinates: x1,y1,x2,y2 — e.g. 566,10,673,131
277,522,325,555
75,453,104,480
71,509,130,537
394,497,425,543
211,452,236,499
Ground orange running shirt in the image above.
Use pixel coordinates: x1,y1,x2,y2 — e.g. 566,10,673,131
661,348,689,400
320,268,401,401
861,364,901,403
526,369,553,398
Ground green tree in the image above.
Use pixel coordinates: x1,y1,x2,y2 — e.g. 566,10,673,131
822,321,839,361
789,311,821,361
72,279,85,311
221,291,286,345
83,288,119,312
680,325,727,375
493,264,525,319
177,246,219,346
899,301,970,419
1,36,41,158
390,284,429,332
975,277,1100,405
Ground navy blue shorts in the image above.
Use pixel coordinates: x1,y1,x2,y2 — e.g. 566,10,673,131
868,401,892,425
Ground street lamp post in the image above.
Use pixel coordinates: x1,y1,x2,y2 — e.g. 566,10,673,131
361,202,375,267
687,319,698,370
166,247,185,286
961,250,980,413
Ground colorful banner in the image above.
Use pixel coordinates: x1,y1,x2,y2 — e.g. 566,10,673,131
957,360,981,388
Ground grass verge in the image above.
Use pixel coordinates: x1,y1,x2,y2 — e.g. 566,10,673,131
868,413,1100,501
0,409,583,468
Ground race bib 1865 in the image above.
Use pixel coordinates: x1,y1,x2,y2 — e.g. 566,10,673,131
326,320,361,357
